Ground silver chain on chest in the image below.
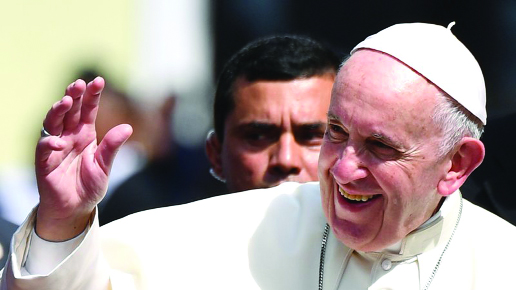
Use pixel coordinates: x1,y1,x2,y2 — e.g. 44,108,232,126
318,198,463,290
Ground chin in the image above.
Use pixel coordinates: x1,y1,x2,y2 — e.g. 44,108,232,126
328,215,386,252
332,223,362,248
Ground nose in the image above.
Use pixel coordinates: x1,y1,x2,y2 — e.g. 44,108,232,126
269,133,302,177
331,145,368,184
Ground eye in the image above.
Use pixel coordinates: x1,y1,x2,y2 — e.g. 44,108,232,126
243,131,267,141
295,125,326,146
368,140,400,159
325,123,348,142
240,127,279,148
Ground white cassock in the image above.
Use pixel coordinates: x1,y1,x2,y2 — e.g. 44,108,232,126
1,182,516,289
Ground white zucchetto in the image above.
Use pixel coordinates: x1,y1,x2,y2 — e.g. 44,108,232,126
351,22,487,125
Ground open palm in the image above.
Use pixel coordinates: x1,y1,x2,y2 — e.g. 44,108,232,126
35,77,132,241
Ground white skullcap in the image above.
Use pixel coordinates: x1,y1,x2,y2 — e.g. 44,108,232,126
351,22,487,125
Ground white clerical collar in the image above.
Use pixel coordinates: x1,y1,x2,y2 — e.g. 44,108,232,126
383,193,456,255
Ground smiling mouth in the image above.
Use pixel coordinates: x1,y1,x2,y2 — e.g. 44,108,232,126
339,187,376,202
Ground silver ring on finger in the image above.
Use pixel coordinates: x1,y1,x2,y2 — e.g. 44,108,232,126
40,127,53,138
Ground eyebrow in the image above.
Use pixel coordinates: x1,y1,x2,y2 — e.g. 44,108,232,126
235,122,277,131
326,112,404,149
296,122,326,131
327,112,341,122
370,133,404,149
237,121,326,130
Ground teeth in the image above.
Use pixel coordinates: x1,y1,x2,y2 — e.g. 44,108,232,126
339,187,373,202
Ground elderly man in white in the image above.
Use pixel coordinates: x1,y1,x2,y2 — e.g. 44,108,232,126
2,22,516,290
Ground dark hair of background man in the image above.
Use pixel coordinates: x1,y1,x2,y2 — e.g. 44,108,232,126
213,35,342,141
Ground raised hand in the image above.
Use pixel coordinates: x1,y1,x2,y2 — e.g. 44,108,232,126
35,77,133,241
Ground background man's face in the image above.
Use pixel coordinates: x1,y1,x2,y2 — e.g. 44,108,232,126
318,50,449,252
219,75,334,192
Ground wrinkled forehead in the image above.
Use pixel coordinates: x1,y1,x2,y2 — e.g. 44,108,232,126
339,49,425,86
334,49,439,107
330,50,443,140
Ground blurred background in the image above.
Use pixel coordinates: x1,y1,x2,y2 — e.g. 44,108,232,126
0,0,515,225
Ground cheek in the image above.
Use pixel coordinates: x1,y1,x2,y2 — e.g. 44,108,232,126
371,160,412,189
373,163,432,215
222,150,269,191
226,151,267,177
318,144,336,217
318,142,338,179
222,137,261,170
301,150,322,178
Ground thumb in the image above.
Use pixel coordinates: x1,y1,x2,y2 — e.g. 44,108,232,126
95,124,133,174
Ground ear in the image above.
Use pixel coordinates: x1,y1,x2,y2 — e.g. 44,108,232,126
437,137,485,196
205,130,225,180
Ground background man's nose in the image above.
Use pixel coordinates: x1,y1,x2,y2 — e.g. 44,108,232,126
269,134,302,176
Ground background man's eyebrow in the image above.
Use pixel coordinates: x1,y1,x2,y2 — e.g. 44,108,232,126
237,122,277,130
297,123,326,130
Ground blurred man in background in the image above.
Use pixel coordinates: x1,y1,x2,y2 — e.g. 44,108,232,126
100,35,341,224
205,35,341,192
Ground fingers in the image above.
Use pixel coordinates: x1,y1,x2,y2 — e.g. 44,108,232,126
42,96,73,136
42,77,104,138
95,124,133,175
62,80,87,131
38,77,104,172
42,79,87,137
81,77,105,125
35,136,68,174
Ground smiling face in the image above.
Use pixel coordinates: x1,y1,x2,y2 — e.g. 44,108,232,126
318,50,451,252
213,75,334,192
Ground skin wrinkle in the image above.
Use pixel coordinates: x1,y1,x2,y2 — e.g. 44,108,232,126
319,50,448,252
218,75,334,192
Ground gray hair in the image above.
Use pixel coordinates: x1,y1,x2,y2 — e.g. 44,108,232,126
432,91,484,158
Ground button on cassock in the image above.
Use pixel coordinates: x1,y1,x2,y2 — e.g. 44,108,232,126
381,258,392,271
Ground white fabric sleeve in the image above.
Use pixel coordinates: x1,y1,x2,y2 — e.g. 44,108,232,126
1,206,111,290
21,227,88,276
